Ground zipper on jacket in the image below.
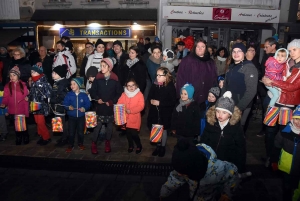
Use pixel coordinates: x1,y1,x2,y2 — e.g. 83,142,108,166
291,137,300,173
216,129,224,152
76,94,78,117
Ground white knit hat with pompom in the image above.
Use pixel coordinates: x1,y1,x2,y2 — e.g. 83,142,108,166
215,91,235,115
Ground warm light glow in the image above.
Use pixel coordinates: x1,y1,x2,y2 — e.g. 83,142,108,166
134,35,137,39
88,23,101,28
132,25,142,30
51,23,63,31
133,22,138,25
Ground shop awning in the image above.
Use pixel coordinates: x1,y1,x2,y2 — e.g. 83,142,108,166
31,9,157,21
0,29,29,46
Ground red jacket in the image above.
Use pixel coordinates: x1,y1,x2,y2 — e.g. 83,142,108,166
272,68,300,105
117,91,144,130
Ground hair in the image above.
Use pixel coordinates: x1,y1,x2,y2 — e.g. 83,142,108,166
56,40,65,47
277,49,287,54
9,79,24,95
61,36,70,41
150,44,162,53
129,46,141,60
265,37,277,47
13,47,26,58
191,38,207,54
246,44,256,51
215,47,229,58
156,67,173,86
125,78,139,88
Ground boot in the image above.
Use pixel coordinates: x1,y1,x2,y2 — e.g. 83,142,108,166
105,140,111,153
22,131,29,145
91,141,98,154
158,146,166,157
152,146,160,156
15,132,22,145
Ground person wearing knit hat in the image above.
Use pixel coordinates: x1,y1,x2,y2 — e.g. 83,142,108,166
9,66,21,78
72,77,84,89
218,75,225,89
113,40,123,48
52,64,67,78
287,39,300,50
101,57,114,71
161,48,179,73
95,39,105,48
232,43,246,54
200,91,246,173
160,138,240,200
31,64,44,75
209,86,220,100
171,83,200,142
86,66,98,79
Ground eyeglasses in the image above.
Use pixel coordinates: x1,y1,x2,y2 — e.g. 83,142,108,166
13,53,20,56
157,74,166,78
127,84,136,88
232,50,243,54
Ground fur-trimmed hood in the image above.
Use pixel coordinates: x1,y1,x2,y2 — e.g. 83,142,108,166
206,105,241,126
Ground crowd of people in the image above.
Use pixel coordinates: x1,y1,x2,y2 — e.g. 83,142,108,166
0,35,300,200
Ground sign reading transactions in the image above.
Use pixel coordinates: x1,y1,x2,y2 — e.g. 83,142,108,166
59,27,131,38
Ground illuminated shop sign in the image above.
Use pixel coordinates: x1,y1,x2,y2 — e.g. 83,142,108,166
59,27,131,38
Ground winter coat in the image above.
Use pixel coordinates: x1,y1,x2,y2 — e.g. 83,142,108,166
147,82,176,130
117,90,144,130
0,90,8,115
0,56,10,84
265,56,285,81
271,59,300,105
222,60,258,111
146,55,161,83
89,72,123,116
8,57,31,83
199,100,216,136
200,106,246,172
120,59,147,93
49,78,70,114
176,53,218,104
112,51,129,80
271,124,300,176
177,48,189,60
63,91,91,118
28,75,52,116
2,81,29,117
171,101,200,138
33,55,54,85
52,49,77,79
214,56,228,76
161,58,179,73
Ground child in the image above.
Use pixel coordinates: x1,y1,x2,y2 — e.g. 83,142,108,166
28,64,52,145
147,67,176,157
200,91,246,172
64,77,90,153
161,48,179,74
1,66,29,145
271,105,300,200
49,64,70,147
171,83,200,142
117,78,144,154
89,57,123,154
218,75,225,89
0,85,8,141
264,48,289,106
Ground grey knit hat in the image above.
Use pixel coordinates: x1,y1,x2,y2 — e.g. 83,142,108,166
209,87,220,99
287,39,300,50
215,91,235,115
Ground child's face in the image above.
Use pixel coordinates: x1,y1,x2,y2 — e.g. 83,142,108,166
216,109,231,123
101,62,110,74
163,55,167,61
9,73,18,82
156,70,166,83
276,52,287,63
88,77,95,83
219,80,224,89
70,81,79,92
180,89,189,101
31,70,39,77
52,72,61,80
208,92,216,103
126,81,137,92
292,118,300,129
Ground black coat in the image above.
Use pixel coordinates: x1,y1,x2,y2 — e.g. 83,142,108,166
89,72,123,116
8,58,31,83
49,78,70,114
147,82,176,130
0,55,10,84
33,55,53,85
171,101,200,138
120,60,147,93
113,51,129,80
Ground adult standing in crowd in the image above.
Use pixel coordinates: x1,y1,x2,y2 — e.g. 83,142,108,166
176,38,217,104
262,39,300,167
144,37,151,54
0,47,10,85
33,46,53,85
176,41,189,64
214,47,230,76
222,43,258,129
7,47,31,83
80,42,94,85
112,40,128,80
52,41,77,79
120,46,147,93
146,45,162,84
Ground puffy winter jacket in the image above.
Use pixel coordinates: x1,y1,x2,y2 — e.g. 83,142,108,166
53,49,77,79
63,91,91,118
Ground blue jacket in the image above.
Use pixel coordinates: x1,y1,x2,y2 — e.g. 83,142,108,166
0,91,8,115
63,91,90,117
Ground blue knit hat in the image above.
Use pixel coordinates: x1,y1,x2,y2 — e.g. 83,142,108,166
181,83,194,99
72,77,84,88
232,43,246,54
31,64,43,74
293,105,300,119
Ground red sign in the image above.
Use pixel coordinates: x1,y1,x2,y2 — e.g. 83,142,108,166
212,8,231,20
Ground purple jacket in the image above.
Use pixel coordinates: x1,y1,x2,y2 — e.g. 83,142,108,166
176,53,217,104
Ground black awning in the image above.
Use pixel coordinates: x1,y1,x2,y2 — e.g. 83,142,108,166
31,9,157,21
0,29,29,46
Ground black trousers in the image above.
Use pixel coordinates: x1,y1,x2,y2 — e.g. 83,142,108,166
126,128,142,148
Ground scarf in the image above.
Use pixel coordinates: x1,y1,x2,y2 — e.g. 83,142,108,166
291,121,300,134
154,81,164,86
149,55,161,64
217,56,227,62
126,58,139,68
219,119,229,130
192,52,211,62
124,87,140,98
32,74,44,82
176,99,194,112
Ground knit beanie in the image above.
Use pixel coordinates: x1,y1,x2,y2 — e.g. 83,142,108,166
86,66,98,78
113,40,123,48
9,66,21,77
274,48,289,62
95,39,105,48
85,42,94,47
72,77,84,88
53,64,68,78
218,75,225,82
287,39,300,50
181,83,194,99
232,43,246,54
31,64,43,74
209,87,221,99
293,105,300,119
172,138,208,181
101,57,114,70
65,41,73,51
215,91,235,115
163,48,174,61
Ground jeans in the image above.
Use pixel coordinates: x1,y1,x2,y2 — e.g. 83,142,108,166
92,121,113,142
68,116,85,147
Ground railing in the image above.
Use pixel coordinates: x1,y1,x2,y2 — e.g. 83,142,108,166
80,0,110,7
119,0,149,8
43,0,72,8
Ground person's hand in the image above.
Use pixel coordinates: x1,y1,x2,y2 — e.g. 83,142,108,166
262,76,272,87
271,163,278,171
69,105,74,110
0,104,5,108
36,62,42,67
79,107,85,112
24,97,28,102
5,113,9,116
98,99,104,104
151,100,160,106
126,109,130,114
